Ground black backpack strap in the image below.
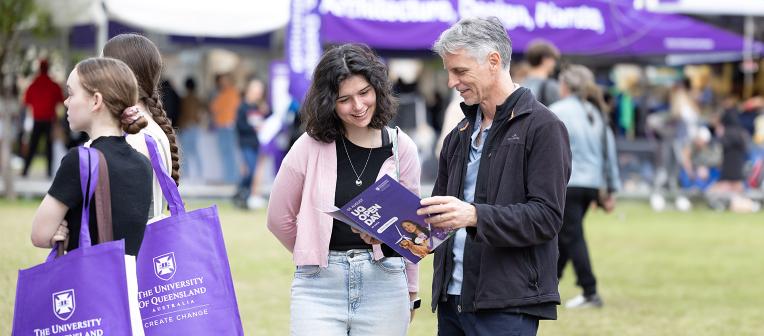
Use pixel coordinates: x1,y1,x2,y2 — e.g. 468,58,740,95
381,126,390,146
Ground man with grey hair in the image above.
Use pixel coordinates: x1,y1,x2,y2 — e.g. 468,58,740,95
417,17,571,335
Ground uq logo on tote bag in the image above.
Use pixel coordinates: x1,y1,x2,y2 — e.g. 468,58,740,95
53,289,76,321
153,252,176,281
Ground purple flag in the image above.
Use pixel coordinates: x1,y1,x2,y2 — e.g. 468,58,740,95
287,0,323,101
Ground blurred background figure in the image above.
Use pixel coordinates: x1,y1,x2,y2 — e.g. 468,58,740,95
522,40,561,106
611,64,646,139
434,89,463,160
550,65,621,309
6,81,26,173
234,77,269,209
649,79,700,211
511,60,531,85
21,59,63,178
178,77,205,181
706,109,759,212
160,77,181,127
390,59,436,166
678,126,721,194
210,73,241,184
286,98,303,150
741,95,764,193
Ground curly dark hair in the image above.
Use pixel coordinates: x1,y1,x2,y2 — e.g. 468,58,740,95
302,44,398,143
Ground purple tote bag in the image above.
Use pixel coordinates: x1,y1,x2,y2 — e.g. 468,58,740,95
13,147,133,335
136,135,243,335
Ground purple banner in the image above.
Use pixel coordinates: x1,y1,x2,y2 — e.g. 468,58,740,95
318,0,761,55
320,0,456,50
287,0,323,101
262,61,291,172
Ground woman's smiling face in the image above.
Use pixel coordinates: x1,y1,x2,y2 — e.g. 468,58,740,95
335,74,376,132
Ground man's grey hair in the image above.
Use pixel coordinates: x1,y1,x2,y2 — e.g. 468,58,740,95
433,17,512,70
559,64,596,100
559,65,594,95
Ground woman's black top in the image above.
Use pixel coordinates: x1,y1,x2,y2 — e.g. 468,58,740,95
330,131,395,252
48,136,152,256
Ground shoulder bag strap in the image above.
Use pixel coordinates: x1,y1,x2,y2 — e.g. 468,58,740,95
387,126,400,181
50,146,99,261
94,149,113,242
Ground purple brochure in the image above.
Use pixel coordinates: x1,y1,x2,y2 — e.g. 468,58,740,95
324,174,453,263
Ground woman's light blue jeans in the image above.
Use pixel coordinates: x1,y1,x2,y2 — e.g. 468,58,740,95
290,250,410,336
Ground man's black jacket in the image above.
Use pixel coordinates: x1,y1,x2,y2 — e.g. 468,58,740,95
431,88,571,317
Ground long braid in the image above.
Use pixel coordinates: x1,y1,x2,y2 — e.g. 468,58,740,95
103,33,181,185
143,93,181,185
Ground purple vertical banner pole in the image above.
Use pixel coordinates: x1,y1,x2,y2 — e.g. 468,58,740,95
287,0,322,102
261,61,292,174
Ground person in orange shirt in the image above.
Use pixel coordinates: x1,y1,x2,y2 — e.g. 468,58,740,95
210,73,241,183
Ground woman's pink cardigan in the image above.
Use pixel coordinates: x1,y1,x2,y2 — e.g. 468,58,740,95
267,131,422,293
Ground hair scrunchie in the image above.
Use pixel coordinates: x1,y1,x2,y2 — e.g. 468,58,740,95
121,106,141,127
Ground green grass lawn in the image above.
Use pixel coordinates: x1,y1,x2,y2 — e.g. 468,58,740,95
2,200,763,335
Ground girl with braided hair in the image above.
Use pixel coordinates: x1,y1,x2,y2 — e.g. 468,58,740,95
103,33,180,221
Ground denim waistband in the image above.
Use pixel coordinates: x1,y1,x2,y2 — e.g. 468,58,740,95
328,249,373,262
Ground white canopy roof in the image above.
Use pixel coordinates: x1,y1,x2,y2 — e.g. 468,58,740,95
37,0,289,37
37,0,105,27
640,0,764,16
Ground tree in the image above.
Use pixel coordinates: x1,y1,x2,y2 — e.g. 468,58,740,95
0,0,54,199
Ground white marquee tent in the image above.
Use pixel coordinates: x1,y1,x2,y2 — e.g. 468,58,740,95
36,0,290,50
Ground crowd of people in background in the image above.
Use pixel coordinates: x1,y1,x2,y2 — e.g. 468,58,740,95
646,77,763,213
8,37,764,214
9,57,280,210
5,14,764,336
510,41,764,214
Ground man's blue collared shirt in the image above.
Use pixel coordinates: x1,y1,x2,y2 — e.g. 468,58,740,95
447,109,491,295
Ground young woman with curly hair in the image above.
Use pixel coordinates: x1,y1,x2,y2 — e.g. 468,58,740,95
267,44,422,335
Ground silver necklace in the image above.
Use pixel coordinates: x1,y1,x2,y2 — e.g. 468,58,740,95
340,135,373,187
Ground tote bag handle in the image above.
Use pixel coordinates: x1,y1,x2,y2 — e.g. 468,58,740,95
48,147,113,261
144,134,186,215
